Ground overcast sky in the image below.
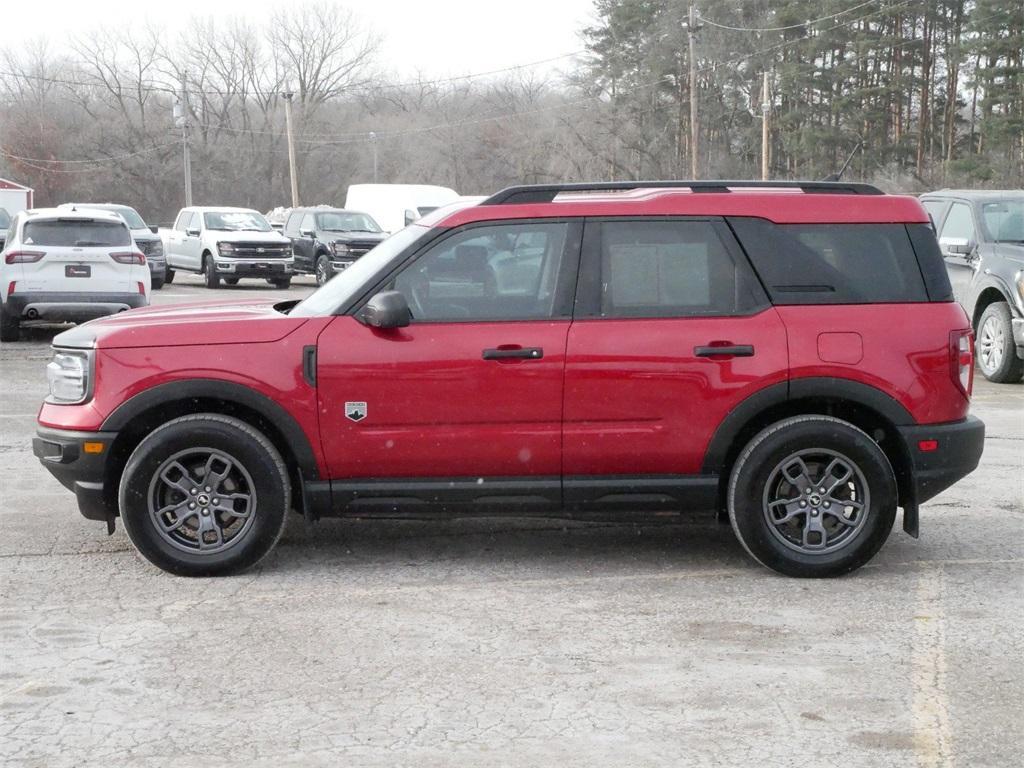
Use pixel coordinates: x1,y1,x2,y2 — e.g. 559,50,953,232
5,0,596,80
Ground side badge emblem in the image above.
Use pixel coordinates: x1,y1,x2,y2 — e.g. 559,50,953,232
345,401,367,422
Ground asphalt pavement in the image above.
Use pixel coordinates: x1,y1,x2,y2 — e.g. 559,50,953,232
1,275,1021,766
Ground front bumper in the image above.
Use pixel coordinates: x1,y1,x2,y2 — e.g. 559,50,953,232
7,292,148,322
214,258,293,277
896,415,985,536
148,258,167,279
1013,317,1024,358
33,426,119,527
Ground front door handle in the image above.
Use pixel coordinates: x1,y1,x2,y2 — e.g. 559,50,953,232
482,347,544,361
694,344,755,358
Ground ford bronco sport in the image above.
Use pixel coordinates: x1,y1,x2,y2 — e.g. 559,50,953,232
33,181,985,578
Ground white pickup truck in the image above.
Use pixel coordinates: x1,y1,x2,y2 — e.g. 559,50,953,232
161,206,294,288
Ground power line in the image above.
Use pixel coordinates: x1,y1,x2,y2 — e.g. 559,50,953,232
0,142,178,165
698,0,880,33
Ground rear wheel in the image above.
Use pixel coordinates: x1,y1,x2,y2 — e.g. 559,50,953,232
976,301,1024,383
203,255,220,288
728,415,897,578
224,278,240,286
270,277,292,289
315,254,332,286
119,414,290,576
0,302,21,342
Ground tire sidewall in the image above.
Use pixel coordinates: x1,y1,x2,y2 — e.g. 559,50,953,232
119,417,289,576
978,302,1023,382
729,418,897,577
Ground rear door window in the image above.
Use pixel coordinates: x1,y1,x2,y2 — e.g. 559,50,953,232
729,219,928,304
23,219,131,247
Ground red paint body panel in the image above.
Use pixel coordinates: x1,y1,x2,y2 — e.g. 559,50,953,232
437,193,930,228
779,302,972,424
315,316,569,478
563,309,790,475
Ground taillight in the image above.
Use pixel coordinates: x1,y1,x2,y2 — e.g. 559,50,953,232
6,281,15,296
110,251,146,265
950,330,974,398
137,281,146,295
4,250,45,264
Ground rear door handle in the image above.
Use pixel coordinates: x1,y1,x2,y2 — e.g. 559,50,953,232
694,344,755,358
482,347,544,361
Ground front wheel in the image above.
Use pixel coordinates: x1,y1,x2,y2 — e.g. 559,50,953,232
728,415,896,578
152,277,165,290
315,254,333,286
119,414,291,576
203,256,220,288
224,278,240,286
976,302,1024,383
164,267,175,284
270,277,292,289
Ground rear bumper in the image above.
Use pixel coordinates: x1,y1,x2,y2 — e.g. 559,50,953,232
33,426,118,524
7,292,147,322
896,415,985,535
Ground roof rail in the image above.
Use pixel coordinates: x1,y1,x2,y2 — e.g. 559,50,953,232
482,180,884,205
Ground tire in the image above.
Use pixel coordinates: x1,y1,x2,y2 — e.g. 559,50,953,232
976,301,1024,383
119,414,291,576
164,268,175,284
224,278,240,286
203,255,220,288
152,277,165,290
315,254,333,287
0,302,21,342
727,415,897,578
270,277,292,289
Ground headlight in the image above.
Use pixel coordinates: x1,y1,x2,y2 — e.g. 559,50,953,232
217,242,236,256
332,242,349,256
46,349,93,404
149,240,164,257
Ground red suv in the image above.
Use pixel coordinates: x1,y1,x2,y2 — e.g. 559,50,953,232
34,181,985,578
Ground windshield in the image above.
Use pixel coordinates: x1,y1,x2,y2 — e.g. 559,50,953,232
0,208,10,228
290,225,429,317
980,198,1024,243
317,211,382,233
204,211,272,232
24,218,131,247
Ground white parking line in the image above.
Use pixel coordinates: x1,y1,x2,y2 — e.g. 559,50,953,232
912,565,954,767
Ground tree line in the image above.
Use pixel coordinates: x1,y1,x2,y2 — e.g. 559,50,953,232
0,0,1020,225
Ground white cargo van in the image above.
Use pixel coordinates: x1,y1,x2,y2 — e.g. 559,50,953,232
344,184,459,233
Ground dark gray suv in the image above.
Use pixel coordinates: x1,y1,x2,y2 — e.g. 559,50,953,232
921,190,1024,383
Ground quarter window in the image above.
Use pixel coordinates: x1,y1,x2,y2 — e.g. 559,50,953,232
392,222,570,322
594,220,758,317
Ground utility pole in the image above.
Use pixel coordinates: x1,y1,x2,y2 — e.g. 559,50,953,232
282,92,299,207
686,5,701,179
761,71,770,181
174,72,193,207
369,131,378,183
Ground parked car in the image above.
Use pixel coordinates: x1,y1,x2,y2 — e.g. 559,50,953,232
0,207,10,252
283,206,387,286
34,181,983,578
920,190,1024,382
344,184,459,233
162,207,293,288
59,203,167,289
1,207,149,342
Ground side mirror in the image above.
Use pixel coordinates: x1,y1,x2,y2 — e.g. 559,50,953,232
149,225,159,234
186,227,200,237
359,290,411,329
300,228,316,238
947,238,977,256
404,209,418,226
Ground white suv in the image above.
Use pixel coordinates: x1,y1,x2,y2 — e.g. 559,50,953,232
1,208,150,342
163,206,294,288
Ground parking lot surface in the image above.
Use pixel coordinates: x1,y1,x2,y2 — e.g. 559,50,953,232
2,277,1022,766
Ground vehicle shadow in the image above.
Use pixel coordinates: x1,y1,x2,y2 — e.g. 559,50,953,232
269,513,755,576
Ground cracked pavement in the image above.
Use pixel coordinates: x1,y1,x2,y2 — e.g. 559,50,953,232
2,277,1022,766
